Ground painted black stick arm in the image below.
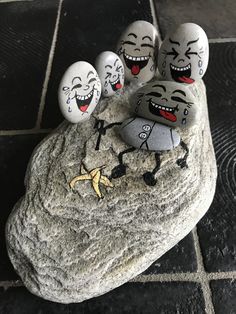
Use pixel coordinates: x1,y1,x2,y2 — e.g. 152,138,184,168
94,119,122,151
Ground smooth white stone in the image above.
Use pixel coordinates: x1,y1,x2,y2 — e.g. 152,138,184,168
95,51,124,97
58,61,101,123
158,23,209,84
117,20,159,84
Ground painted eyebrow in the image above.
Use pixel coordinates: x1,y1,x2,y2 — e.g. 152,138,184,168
87,71,94,78
152,84,166,92
114,59,118,66
187,38,199,46
142,35,152,41
172,89,186,96
72,76,81,84
128,32,137,38
105,65,112,69
169,38,180,46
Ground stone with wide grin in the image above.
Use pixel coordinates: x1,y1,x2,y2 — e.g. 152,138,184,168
110,76,122,91
148,99,177,122
123,52,150,76
75,88,94,112
170,63,194,84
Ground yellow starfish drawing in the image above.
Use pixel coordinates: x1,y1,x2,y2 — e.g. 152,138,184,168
69,165,114,199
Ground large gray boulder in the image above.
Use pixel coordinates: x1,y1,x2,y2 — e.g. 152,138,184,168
6,79,217,303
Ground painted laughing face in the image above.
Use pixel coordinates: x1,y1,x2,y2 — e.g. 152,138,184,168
117,20,159,84
58,61,101,123
130,80,198,128
158,23,209,84
95,51,124,97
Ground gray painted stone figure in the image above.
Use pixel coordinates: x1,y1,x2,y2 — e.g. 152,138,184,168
130,80,198,128
158,23,209,84
58,61,101,123
95,51,124,97
117,20,159,84
119,117,180,151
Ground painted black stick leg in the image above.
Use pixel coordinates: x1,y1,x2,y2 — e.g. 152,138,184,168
143,152,161,186
176,140,189,168
110,147,136,179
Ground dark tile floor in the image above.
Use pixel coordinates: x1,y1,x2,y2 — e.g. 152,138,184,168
0,0,235,313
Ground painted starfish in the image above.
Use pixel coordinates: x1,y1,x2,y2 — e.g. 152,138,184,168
69,165,113,199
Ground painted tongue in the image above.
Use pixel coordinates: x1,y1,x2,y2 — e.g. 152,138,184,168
79,104,89,112
178,76,195,84
115,83,122,89
159,109,177,122
131,65,140,75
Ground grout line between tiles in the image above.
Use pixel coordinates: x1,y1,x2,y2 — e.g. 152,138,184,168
209,38,236,43
0,129,52,136
192,227,215,314
149,0,162,44
2,270,236,290
34,0,64,130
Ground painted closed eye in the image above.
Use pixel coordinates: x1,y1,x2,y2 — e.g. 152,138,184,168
116,65,122,72
71,83,82,90
166,47,179,60
123,40,136,45
146,92,162,97
185,47,199,59
105,72,112,80
171,96,187,104
88,78,97,84
141,43,154,48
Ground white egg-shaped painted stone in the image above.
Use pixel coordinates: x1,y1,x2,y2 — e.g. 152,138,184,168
95,51,124,97
158,23,209,84
119,117,180,151
117,20,159,84
131,80,198,128
58,61,101,123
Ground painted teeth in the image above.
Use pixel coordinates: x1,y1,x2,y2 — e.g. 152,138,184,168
170,64,191,71
76,90,93,100
151,102,173,111
111,77,119,85
124,53,149,61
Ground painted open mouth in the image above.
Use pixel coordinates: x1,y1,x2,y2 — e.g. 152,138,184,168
75,88,94,112
110,76,122,91
123,52,149,76
149,100,177,122
170,63,194,84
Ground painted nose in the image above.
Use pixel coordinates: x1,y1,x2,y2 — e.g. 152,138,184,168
113,75,116,78
161,97,168,102
134,48,140,51
84,85,90,90
178,59,185,63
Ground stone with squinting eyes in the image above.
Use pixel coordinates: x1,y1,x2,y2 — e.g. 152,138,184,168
158,23,209,84
130,80,198,128
95,51,124,97
117,20,159,84
119,117,180,151
58,61,101,123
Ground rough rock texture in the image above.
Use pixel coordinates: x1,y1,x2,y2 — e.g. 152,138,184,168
6,79,217,304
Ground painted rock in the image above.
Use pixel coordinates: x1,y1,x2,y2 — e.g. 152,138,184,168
119,117,180,151
158,23,209,84
58,61,101,123
95,51,124,97
130,80,198,128
117,20,159,84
